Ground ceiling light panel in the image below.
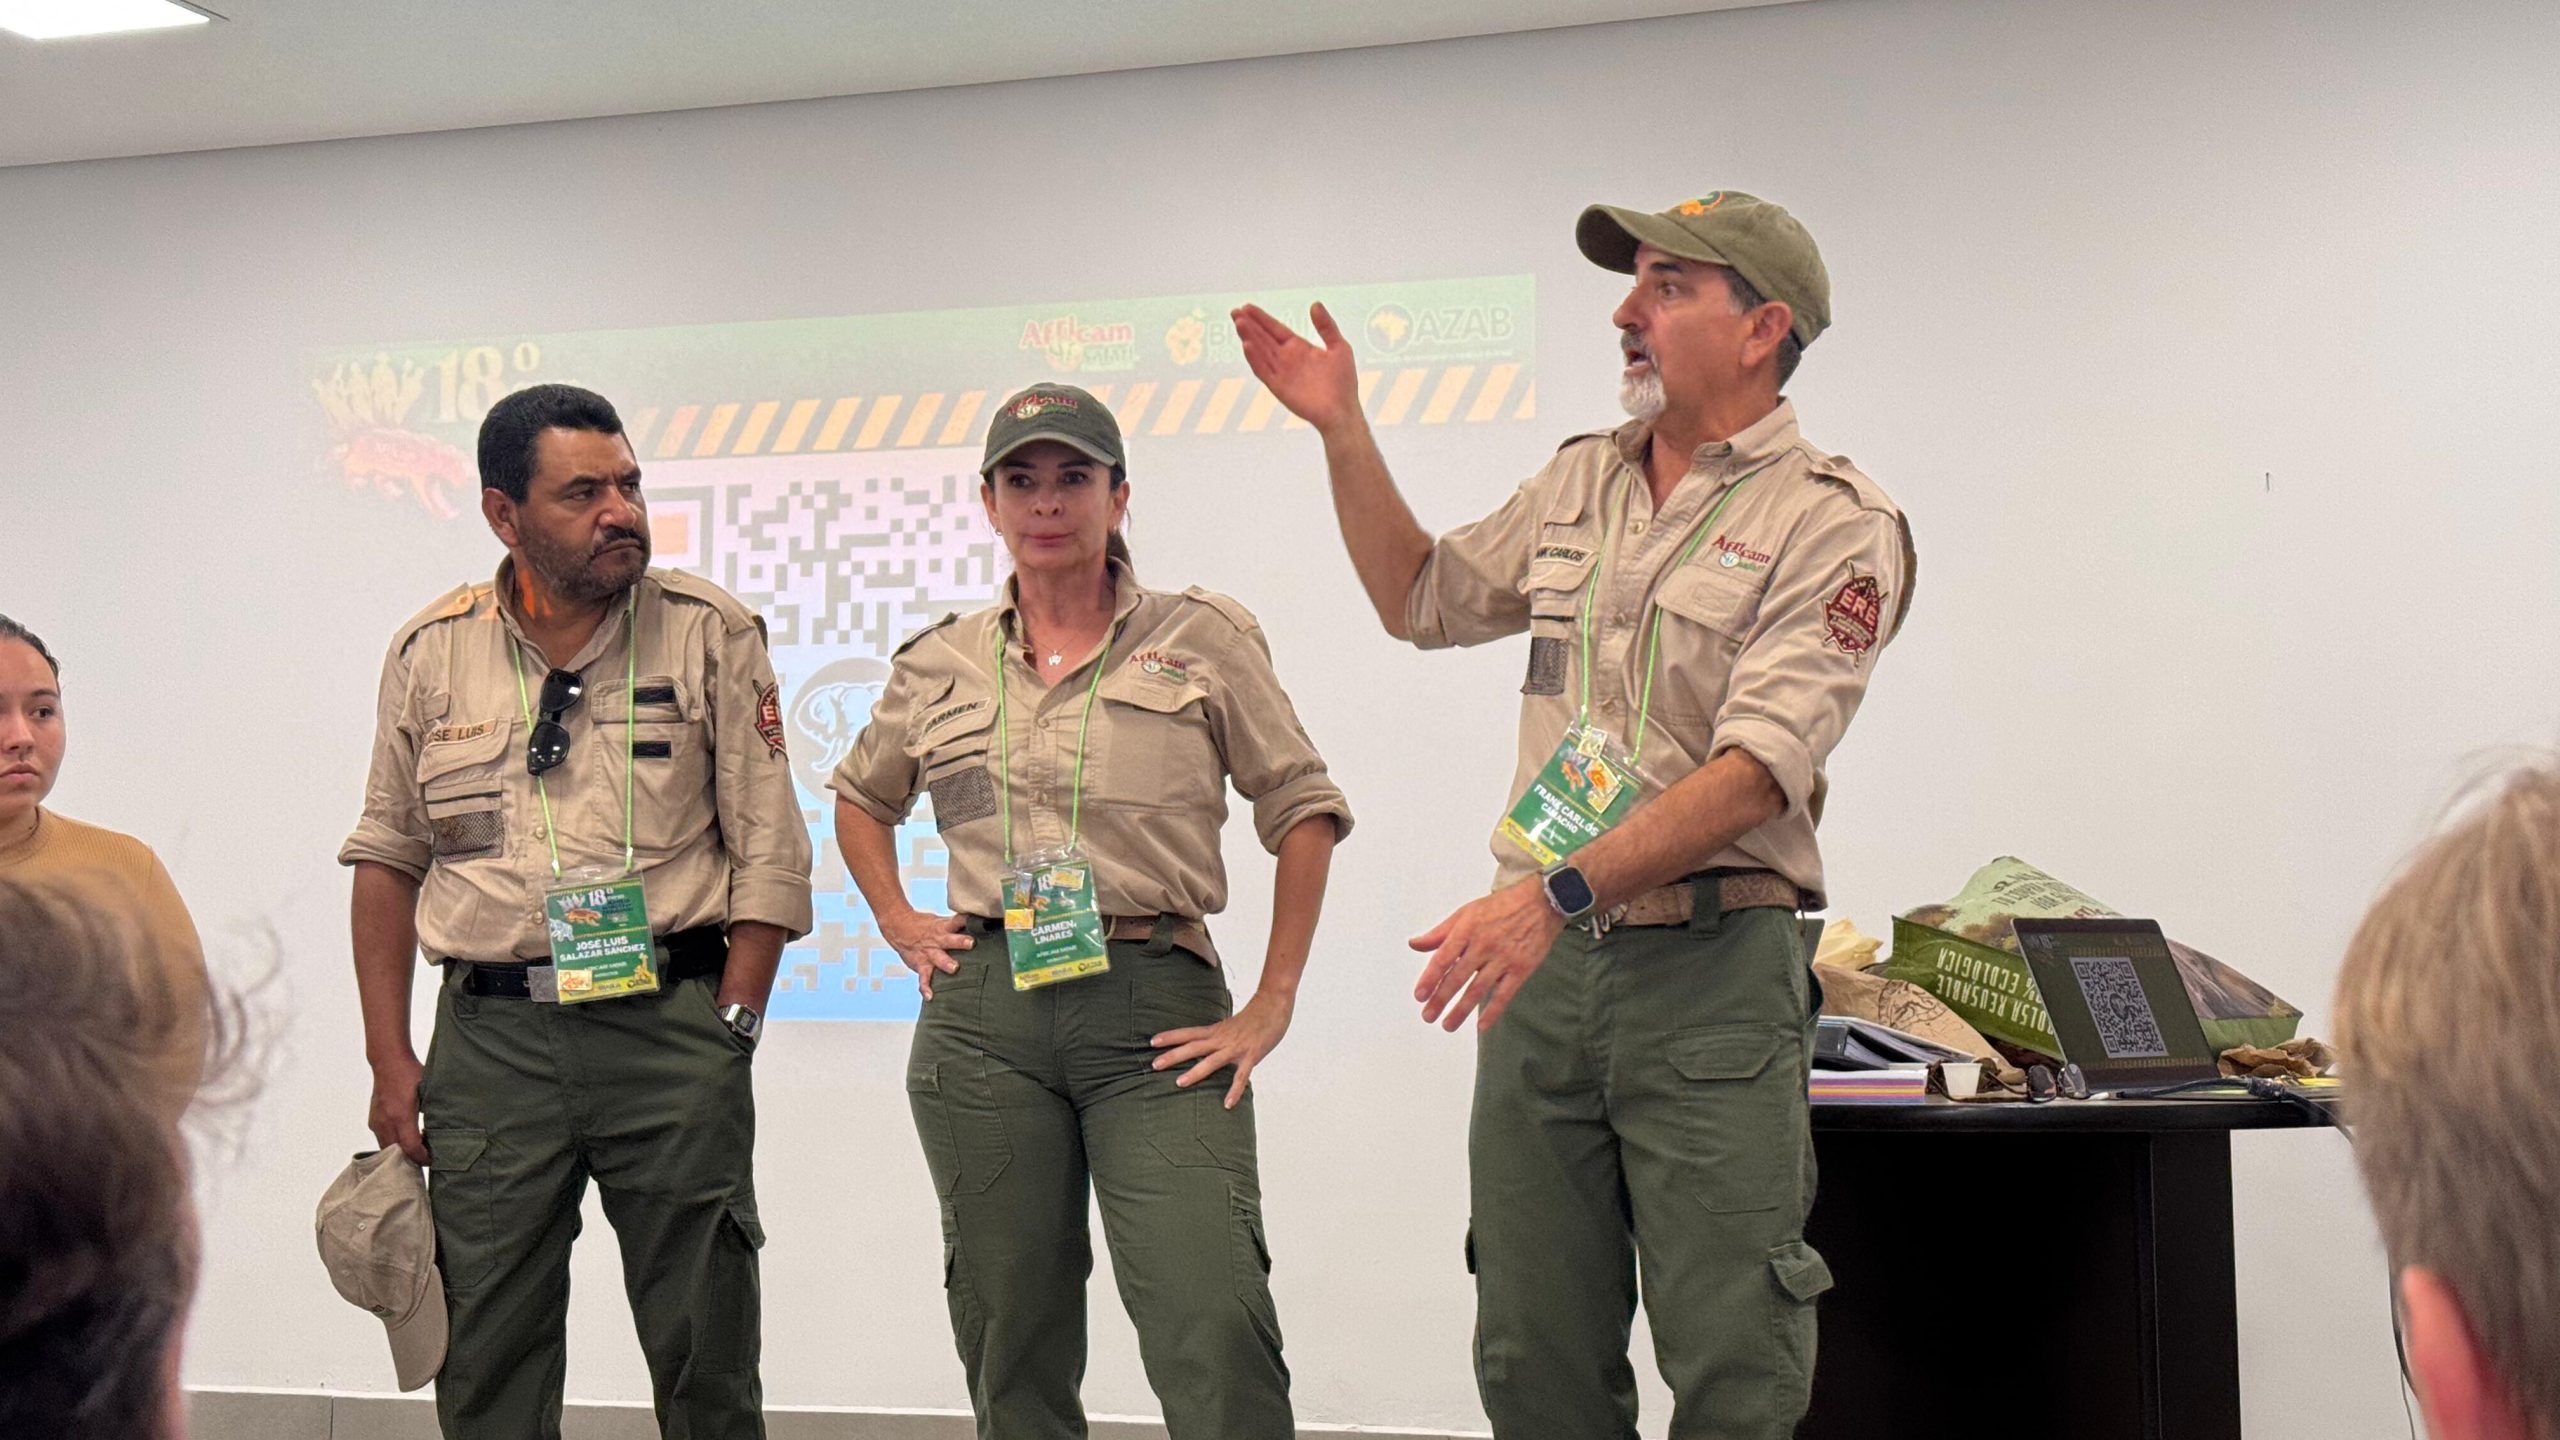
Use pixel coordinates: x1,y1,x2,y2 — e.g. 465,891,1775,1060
0,0,213,41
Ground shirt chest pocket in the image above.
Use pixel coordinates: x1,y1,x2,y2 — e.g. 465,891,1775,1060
905,678,1000,833
595,675,711,853
1647,565,1765,721
1521,491,1601,698
417,721,512,863
1094,670,1219,813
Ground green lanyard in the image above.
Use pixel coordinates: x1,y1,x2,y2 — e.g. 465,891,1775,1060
992,614,1127,866
510,588,638,879
1575,461,1771,763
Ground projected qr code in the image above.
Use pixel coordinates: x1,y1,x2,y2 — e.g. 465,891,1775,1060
2070,956,2168,1059
688,457,1005,651
646,449,1006,1019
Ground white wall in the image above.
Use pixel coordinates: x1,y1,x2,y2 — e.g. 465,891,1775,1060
7,0,2557,1432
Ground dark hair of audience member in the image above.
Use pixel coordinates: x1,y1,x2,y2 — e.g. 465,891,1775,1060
0,879,240,1440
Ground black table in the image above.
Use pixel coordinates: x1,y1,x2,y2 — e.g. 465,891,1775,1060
1799,1095,2339,1440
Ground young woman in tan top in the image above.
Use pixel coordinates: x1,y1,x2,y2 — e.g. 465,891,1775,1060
0,615,207,1103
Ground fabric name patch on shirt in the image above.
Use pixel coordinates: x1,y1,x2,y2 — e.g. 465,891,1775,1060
1533,542,1595,566
425,719,497,745
919,698,989,735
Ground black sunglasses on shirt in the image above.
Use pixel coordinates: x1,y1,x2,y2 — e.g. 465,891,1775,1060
527,668,585,776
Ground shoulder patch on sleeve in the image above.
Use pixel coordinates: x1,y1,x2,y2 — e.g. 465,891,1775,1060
391,583,483,652
1179,586,1259,634
652,569,764,636
893,612,960,658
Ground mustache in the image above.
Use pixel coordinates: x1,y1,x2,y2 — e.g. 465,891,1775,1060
594,528,649,555
1620,334,1652,363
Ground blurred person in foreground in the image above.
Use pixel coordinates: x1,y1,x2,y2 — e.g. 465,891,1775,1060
2336,761,2560,1440
0,877,239,1440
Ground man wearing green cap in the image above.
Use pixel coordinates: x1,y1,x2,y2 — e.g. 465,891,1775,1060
1236,191,1914,1436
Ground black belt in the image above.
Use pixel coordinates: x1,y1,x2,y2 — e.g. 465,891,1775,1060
459,925,727,999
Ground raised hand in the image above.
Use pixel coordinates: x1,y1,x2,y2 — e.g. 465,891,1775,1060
1232,302,1363,435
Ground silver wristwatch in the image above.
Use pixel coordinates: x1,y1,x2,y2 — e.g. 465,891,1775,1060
718,1003,762,1044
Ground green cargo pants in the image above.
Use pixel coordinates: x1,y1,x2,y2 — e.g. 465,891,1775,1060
419,964,765,1440
1469,881,1831,1440
906,928,1290,1440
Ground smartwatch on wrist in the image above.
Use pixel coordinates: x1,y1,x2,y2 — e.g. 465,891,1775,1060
1540,862,1598,925
718,1003,762,1045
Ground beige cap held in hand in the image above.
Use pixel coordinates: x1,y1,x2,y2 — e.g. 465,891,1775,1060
315,1147,447,1392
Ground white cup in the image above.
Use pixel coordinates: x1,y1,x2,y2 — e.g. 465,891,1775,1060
1937,1061,1982,1099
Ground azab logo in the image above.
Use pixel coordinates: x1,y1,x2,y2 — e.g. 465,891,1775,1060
1369,302,1517,355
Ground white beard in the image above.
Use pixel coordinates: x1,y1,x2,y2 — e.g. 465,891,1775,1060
1619,367,1666,422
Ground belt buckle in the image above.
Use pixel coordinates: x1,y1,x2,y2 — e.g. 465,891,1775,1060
527,963,560,1004
1587,902,1627,939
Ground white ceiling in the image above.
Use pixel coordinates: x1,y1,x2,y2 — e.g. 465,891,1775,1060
0,0,1807,169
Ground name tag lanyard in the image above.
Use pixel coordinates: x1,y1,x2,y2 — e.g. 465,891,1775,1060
991,614,1127,991
509,588,655,1002
1499,462,1770,869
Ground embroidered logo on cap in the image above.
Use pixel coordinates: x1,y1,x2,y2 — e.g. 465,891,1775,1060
1676,193,1726,216
1013,393,1078,420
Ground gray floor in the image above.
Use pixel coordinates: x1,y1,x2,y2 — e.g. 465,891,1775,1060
185,1389,1465,1439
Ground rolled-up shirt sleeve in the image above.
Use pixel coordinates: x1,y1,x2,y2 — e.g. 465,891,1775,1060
337,640,432,880
829,660,925,827
1207,622,1354,854
1709,502,1914,818
1403,476,1542,651
710,618,815,938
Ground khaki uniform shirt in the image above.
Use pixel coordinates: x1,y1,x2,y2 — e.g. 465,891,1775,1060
1407,400,1915,907
831,563,1353,963
0,808,208,1111
339,563,815,962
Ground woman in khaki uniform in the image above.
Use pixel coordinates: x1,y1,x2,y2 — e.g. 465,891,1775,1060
832,383,1349,1440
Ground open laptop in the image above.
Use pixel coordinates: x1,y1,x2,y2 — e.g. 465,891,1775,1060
2012,918,2223,1093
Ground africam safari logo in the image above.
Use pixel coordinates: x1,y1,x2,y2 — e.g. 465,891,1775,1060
1020,314,1139,374
1365,301,1517,356
1710,535,1773,573
311,353,477,520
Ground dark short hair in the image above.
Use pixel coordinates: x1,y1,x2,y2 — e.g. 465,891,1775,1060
1724,269,1804,388
477,384,626,504
0,615,58,679
0,882,215,1440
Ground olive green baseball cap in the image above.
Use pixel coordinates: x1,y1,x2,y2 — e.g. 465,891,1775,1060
980,383,1125,477
1575,190,1831,348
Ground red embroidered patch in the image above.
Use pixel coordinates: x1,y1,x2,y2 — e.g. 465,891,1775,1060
756,682,787,758
1823,575,1883,657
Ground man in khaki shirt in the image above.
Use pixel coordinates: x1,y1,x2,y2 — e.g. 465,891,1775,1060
1238,191,1913,1437
341,383,812,1439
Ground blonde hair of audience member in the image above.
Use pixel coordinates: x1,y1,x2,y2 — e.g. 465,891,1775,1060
0,879,238,1440
2336,764,2560,1440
